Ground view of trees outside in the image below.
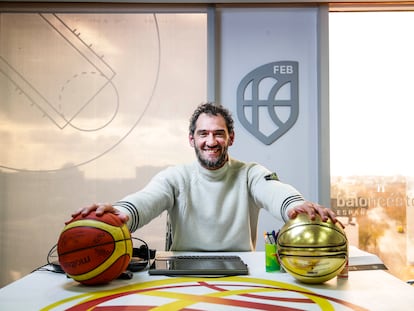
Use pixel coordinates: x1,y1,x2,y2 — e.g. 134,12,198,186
331,176,414,281
330,11,414,282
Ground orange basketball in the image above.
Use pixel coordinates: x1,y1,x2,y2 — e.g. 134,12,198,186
57,211,133,285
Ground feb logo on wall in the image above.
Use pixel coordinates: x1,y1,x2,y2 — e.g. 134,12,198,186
237,61,299,145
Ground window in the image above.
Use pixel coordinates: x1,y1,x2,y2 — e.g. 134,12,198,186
0,9,207,287
330,10,414,281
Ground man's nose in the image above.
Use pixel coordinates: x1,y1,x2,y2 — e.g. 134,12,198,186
206,133,217,145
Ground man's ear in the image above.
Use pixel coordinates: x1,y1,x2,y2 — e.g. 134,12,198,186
189,134,195,147
229,132,235,146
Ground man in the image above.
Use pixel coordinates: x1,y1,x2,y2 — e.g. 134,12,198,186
73,103,338,251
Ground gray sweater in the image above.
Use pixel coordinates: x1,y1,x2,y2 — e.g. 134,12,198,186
115,158,304,251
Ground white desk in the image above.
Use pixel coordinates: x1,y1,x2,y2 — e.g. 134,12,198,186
1,247,413,311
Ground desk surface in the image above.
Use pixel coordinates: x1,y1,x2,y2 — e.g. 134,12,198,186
1,247,413,311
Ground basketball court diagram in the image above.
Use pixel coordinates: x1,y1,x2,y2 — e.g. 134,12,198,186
0,13,161,172
40,276,368,311
1,13,118,131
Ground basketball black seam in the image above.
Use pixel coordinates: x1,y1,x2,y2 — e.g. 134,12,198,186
285,222,347,236
58,238,131,256
278,223,348,248
277,242,348,248
285,265,345,278
280,253,347,258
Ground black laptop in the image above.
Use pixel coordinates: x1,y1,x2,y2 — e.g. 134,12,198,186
148,255,249,276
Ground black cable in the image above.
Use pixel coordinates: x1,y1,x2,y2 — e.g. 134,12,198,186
31,243,62,274
129,237,154,272
47,243,58,265
34,237,154,275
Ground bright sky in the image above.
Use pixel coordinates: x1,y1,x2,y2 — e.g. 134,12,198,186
329,11,414,177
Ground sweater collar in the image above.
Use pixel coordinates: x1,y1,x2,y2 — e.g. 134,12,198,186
195,158,232,181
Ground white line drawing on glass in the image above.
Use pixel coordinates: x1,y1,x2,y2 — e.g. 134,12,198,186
0,13,161,172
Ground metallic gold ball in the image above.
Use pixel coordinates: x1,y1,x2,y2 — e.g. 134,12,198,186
277,213,348,284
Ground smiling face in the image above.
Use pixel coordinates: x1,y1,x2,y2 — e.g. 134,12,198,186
189,113,234,170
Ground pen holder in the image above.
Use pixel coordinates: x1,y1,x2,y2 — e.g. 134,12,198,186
265,243,280,272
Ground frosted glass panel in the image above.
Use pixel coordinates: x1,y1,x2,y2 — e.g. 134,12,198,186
0,12,207,286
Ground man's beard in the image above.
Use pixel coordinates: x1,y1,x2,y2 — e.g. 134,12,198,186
194,145,229,170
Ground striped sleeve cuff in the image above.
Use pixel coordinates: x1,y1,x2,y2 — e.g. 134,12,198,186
280,195,305,222
113,201,139,233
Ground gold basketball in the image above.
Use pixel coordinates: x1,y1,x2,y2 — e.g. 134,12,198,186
277,213,348,284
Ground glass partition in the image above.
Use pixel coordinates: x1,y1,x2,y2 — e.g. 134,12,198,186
0,10,207,287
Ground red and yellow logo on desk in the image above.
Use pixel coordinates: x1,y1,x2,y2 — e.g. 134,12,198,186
41,276,367,311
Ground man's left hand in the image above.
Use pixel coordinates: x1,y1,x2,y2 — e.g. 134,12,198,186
288,201,344,228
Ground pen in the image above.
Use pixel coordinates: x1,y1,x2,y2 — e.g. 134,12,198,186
272,230,279,243
264,232,271,244
267,232,275,244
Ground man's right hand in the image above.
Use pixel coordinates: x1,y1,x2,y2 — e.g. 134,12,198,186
67,203,129,225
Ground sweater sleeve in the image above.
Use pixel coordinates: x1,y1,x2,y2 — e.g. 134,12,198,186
112,201,140,233
247,164,305,222
113,168,176,233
